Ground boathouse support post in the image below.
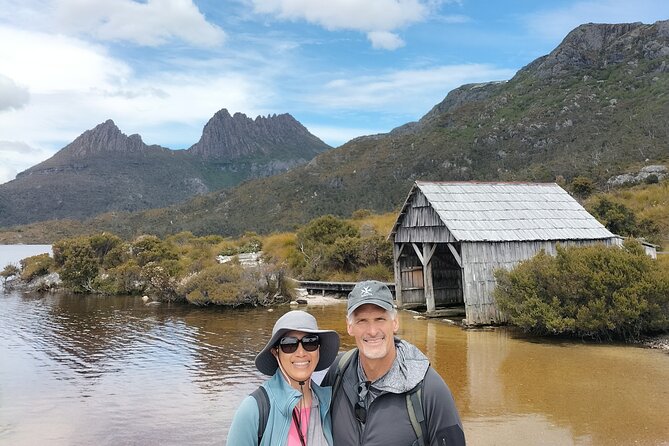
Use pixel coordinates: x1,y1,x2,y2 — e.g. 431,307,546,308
422,242,436,313
393,243,405,307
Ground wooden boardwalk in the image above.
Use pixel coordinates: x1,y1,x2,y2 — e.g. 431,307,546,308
298,280,395,296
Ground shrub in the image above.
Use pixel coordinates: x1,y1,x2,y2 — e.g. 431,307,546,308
570,176,594,198
357,264,394,282
92,262,144,295
20,254,54,282
131,235,178,267
53,237,100,292
141,260,182,301
494,241,669,341
1,264,20,286
178,263,255,306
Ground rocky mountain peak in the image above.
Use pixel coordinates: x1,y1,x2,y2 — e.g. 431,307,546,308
61,119,151,157
522,20,669,78
187,108,330,160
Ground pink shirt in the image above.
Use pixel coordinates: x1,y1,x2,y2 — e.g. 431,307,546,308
287,406,311,446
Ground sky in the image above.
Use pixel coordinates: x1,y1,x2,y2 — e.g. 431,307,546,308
0,0,667,185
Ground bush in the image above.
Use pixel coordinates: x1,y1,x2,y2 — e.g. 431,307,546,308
570,176,594,198
494,241,669,341
92,262,144,295
53,237,101,292
1,264,20,286
357,264,394,282
20,254,54,282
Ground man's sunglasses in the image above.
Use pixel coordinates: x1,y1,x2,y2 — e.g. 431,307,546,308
276,334,320,354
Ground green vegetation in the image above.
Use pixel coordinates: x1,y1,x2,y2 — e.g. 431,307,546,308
585,179,669,247
494,241,669,341
1,264,20,287
7,210,396,305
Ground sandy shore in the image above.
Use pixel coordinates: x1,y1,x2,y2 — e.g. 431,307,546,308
297,293,344,306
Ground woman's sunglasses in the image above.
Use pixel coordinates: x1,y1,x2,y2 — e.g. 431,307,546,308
277,334,321,354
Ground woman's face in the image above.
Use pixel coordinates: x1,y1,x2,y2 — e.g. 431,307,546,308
273,330,320,386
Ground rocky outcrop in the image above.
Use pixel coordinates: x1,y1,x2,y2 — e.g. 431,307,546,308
607,165,668,187
60,120,166,157
420,81,506,125
521,20,669,78
187,109,331,160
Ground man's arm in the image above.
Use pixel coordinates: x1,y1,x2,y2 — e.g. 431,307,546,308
422,367,466,446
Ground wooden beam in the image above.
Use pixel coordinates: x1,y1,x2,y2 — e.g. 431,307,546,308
411,243,424,264
446,243,462,268
423,243,437,265
423,243,436,313
393,243,404,306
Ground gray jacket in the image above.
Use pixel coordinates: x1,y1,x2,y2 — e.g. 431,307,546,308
322,339,465,446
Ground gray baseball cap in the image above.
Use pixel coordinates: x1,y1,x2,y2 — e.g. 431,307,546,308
347,280,395,317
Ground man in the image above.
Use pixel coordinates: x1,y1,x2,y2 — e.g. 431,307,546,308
322,280,466,445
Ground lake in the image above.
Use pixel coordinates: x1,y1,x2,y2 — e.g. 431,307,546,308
1,246,668,445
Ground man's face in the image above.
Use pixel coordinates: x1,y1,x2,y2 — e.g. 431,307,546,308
347,304,398,361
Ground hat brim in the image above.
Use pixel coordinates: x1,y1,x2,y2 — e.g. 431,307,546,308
255,327,340,376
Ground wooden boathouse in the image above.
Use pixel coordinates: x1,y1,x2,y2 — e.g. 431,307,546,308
389,181,619,325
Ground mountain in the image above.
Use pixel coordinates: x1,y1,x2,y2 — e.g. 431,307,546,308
0,111,331,227
86,19,665,239
188,109,327,160
1,20,668,243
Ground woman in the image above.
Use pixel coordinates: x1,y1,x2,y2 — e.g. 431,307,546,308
227,310,340,445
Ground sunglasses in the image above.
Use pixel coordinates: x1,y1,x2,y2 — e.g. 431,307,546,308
277,334,320,354
355,381,370,424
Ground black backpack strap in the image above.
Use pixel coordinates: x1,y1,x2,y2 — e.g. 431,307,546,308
406,379,427,446
250,385,270,444
331,348,358,400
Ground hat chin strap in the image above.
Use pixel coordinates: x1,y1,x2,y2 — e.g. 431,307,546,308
276,350,310,389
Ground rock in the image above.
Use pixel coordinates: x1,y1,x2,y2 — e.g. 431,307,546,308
607,164,667,186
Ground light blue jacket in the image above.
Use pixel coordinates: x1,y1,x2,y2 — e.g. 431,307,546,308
226,370,333,446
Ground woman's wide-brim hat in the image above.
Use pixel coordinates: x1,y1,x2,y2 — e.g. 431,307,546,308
255,310,340,376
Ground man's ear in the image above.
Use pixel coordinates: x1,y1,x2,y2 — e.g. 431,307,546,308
392,317,399,333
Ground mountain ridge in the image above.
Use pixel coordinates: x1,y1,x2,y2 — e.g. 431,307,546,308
0,110,331,226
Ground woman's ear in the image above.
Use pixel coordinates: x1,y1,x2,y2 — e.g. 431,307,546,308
271,347,278,360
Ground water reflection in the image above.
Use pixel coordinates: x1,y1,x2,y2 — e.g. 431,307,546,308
1,292,668,445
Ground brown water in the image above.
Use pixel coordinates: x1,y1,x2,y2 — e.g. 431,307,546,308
0,292,667,446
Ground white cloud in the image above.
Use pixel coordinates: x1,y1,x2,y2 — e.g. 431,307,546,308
53,0,225,47
0,22,272,169
0,25,131,92
523,0,669,42
312,64,515,114
0,74,29,111
0,141,52,184
251,0,435,49
368,31,405,50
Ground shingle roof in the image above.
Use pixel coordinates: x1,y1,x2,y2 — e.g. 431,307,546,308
393,181,615,242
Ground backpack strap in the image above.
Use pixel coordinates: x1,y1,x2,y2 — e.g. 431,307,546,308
332,348,358,398
250,385,270,444
406,380,427,446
